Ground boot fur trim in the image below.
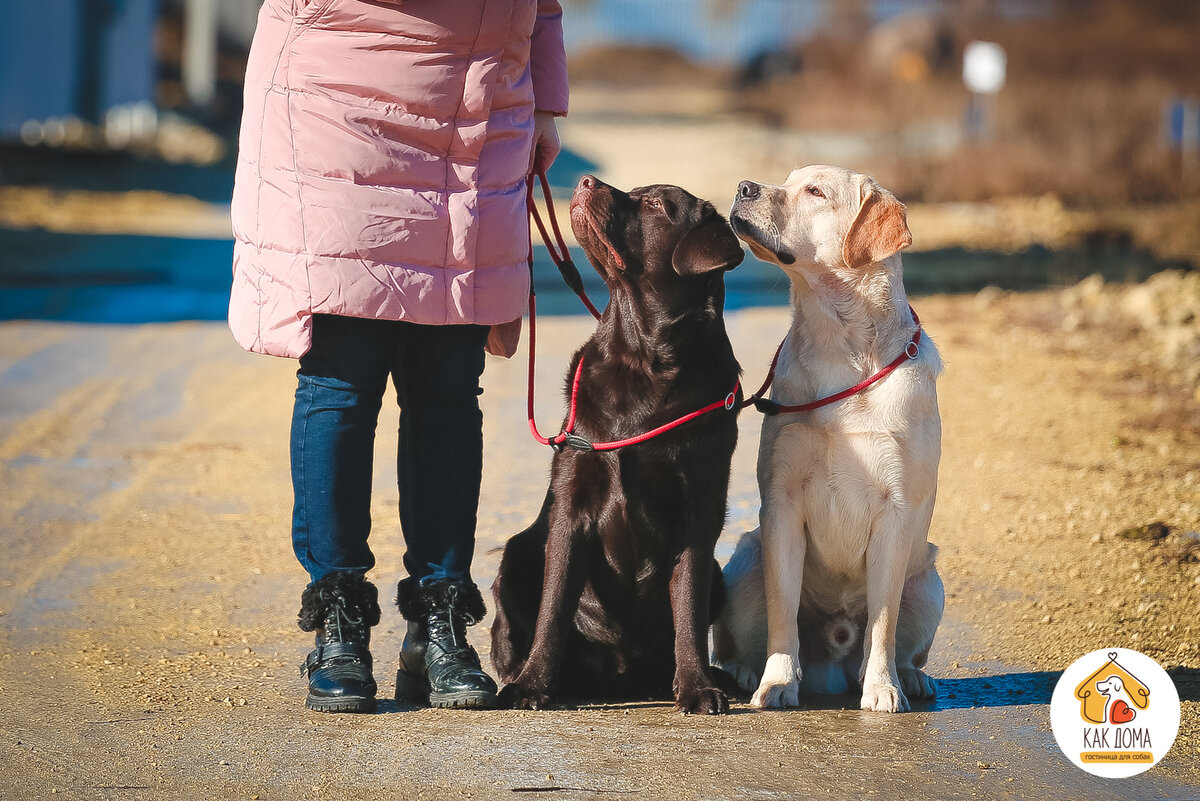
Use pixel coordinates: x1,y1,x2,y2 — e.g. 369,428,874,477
298,572,382,632
396,577,487,626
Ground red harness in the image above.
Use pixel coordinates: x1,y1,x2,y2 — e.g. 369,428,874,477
525,174,739,452
739,307,923,416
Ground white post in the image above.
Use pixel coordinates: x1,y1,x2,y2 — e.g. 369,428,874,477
962,41,1006,144
183,0,219,108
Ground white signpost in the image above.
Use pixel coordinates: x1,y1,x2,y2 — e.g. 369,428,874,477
962,41,1006,142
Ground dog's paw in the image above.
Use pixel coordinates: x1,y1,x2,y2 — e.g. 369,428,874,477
898,667,936,700
750,653,802,709
860,680,910,713
675,685,729,716
752,678,800,709
497,682,551,711
718,661,761,694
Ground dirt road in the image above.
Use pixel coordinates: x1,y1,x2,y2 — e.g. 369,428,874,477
1,288,1197,800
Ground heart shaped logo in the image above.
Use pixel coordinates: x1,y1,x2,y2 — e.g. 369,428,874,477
1110,699,1136,724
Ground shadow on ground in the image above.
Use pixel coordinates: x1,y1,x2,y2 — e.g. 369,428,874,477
0,224,1189,323
364,669,1063,716
1168,666,1200,703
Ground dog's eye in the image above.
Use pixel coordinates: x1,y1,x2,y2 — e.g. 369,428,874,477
807,186,825,199
642,196,664,211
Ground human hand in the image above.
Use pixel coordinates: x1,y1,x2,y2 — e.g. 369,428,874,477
528,111,560,176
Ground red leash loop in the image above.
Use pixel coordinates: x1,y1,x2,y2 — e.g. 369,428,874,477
524,171,738,452
527,291,589,449
526,170,596,449
742,306,923,416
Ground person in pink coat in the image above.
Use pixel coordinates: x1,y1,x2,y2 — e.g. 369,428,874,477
229,0,568,713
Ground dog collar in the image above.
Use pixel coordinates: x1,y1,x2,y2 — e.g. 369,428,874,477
533,356,740,452
743,306,922,416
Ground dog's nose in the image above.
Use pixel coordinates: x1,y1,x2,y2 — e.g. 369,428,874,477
738,180,760,200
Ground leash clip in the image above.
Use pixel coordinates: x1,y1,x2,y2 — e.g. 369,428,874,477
905,341,920,359
557,257,587,296
551,433,595,453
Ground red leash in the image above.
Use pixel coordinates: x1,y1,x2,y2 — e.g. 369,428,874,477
527,172,601,320
525,172,738,452
741,306,923,416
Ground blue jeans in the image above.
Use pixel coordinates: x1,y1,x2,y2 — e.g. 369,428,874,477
291,314,489,584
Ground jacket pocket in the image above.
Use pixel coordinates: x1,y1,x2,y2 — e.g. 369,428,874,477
297,173,443,263
293,0,338,24
300,173,440,220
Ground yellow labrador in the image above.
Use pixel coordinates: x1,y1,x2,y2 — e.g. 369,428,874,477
714,165,944,712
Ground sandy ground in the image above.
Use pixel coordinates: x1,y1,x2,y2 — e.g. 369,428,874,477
0,280,1197,799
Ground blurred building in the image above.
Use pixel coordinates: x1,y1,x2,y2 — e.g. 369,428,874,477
0,0,261,145
0,0,160,138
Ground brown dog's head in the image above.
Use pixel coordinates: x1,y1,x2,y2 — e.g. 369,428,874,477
569,175,744,294
729,165,911,275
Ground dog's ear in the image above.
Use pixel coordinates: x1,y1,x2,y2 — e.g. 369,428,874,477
842,177,912,270
672,210,745,275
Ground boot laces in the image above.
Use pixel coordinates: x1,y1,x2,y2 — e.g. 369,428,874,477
446,584,462,648
328,600,364,643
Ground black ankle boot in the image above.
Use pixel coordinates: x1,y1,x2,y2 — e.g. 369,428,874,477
297,572,380,713
395,577,498,709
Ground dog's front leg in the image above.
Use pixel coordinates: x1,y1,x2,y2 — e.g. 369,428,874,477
497,503,591,710
859,512,913,713
670,544,728,715
751,500,807,708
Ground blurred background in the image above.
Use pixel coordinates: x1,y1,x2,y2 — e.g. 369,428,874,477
1,0,1198,321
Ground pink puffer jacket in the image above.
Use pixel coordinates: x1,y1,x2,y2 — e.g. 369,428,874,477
229,0,568,359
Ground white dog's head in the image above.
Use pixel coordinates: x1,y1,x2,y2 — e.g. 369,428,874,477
1096,676,1125,697
729,165,911,278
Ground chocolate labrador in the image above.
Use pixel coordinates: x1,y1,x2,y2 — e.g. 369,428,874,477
491,176,744,714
